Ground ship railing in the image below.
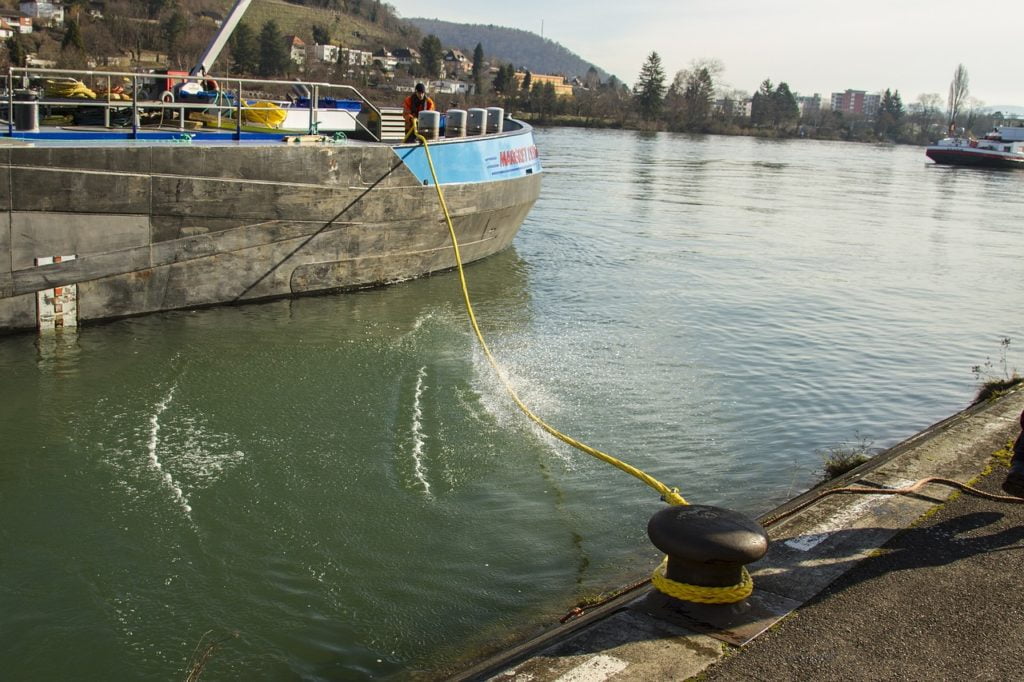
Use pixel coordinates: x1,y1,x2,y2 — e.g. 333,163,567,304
4,66,383,141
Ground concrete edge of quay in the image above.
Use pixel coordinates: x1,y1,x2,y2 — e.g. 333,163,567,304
447,385,1024,682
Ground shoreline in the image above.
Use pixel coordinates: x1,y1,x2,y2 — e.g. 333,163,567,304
448,385,1024,681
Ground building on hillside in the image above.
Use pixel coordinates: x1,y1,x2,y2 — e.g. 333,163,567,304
19,1,62,26
0,9,33,34
199,11,223,27
830,89,881,117
443,49,471,78
340,47,373,67
512,71,574,98
372,48,398,72
286,36,306,66
430,79,471,95
796,94,822,118
391,47,420,68
308,43,340,65
25,53,55,68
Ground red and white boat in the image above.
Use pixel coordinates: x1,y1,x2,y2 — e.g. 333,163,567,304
926,124,1024,168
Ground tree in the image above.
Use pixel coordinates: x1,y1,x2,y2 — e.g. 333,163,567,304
147,0,170,19
680,66,714,130
771,82,799,129
750,79,775,127
946,63,969,132
258,20,288,77
161,10,187,60
471,42,485,95
419,34,442,79
229,22,258,75
634,51,665,121
62,18,86,52
520,69,532,93
874,88,905,140
492,62,515,94
5,35,27,68
312,24,330,46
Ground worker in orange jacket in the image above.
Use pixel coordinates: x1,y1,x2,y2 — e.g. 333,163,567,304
403,82,435,141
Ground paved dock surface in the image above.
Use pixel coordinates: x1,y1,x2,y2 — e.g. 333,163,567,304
454,387,1024,681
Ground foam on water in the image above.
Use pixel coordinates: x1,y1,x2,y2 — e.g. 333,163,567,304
145,385,192,516
410,365,432,497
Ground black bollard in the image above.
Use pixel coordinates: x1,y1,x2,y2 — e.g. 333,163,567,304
647,505,768,601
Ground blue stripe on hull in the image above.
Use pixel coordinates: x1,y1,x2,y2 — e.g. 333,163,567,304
394,125,542,185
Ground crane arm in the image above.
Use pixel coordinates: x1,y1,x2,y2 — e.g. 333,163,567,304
189,0,254,77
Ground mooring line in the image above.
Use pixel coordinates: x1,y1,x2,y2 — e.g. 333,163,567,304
412,125,687,507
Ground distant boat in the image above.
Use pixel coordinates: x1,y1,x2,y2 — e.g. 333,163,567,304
925,124,1024,169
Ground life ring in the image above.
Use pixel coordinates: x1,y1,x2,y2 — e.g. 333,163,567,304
160,90,174,103
203,79,219,92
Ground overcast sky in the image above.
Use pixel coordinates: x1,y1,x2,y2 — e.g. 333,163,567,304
393,0,1021,107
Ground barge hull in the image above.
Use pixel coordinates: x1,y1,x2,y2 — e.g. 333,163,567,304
0,137,541,332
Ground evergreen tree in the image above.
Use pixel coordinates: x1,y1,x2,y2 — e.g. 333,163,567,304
633,51,666,121
471,42,485,95
750,79,774,127
6,35,26,68
771,82,799,128
147,0,170,19
875,88,906,139
229,22,258,75
521,70,532,92
161,10,187,59
419,34,442,79
312,24,330,45
492,62,511,94
62,18,86,52
258,20,289,77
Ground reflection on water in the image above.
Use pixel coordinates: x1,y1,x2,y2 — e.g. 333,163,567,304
2,128,1023,679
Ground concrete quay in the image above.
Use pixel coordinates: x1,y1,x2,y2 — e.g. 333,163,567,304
451,386,1024,681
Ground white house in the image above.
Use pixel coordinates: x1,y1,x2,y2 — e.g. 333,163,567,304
286,36,305,66
0,9,33,33
307,44,340,64
19,1,63,27
339,48,372,67
430,80,470,95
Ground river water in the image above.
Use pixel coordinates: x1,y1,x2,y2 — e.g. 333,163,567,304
2,128,1022,679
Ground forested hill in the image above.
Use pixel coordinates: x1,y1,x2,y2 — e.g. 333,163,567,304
408,18,608,80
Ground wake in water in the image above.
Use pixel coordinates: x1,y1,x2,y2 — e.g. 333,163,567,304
146,385,193,516
409,366,432,497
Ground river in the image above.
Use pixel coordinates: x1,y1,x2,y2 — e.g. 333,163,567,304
1,128,1022,679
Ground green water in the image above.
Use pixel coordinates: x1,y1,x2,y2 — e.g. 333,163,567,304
3,128,1023,679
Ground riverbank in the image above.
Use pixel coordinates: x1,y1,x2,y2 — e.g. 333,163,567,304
514,111,935,145
449,386,1024,681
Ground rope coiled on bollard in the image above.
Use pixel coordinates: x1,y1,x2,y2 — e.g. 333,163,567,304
651,559,754,604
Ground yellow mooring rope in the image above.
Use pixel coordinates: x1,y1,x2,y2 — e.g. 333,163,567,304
412,125,757,604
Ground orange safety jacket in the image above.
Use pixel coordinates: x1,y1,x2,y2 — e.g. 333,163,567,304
403,94,436,132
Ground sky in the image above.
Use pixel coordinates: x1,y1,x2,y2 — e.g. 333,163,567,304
392,0,1022,107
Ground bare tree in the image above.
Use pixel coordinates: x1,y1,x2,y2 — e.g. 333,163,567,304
946,63,969,133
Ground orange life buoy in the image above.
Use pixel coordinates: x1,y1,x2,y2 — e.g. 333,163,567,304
203,79,219,92
160,90,174,103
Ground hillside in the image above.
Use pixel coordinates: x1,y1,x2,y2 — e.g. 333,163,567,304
219,0,419,52
408,18,607,81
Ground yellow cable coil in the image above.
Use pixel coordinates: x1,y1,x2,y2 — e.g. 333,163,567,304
44,78,97,99
413,125,756,604
651,557,753,604
242,101,287,128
